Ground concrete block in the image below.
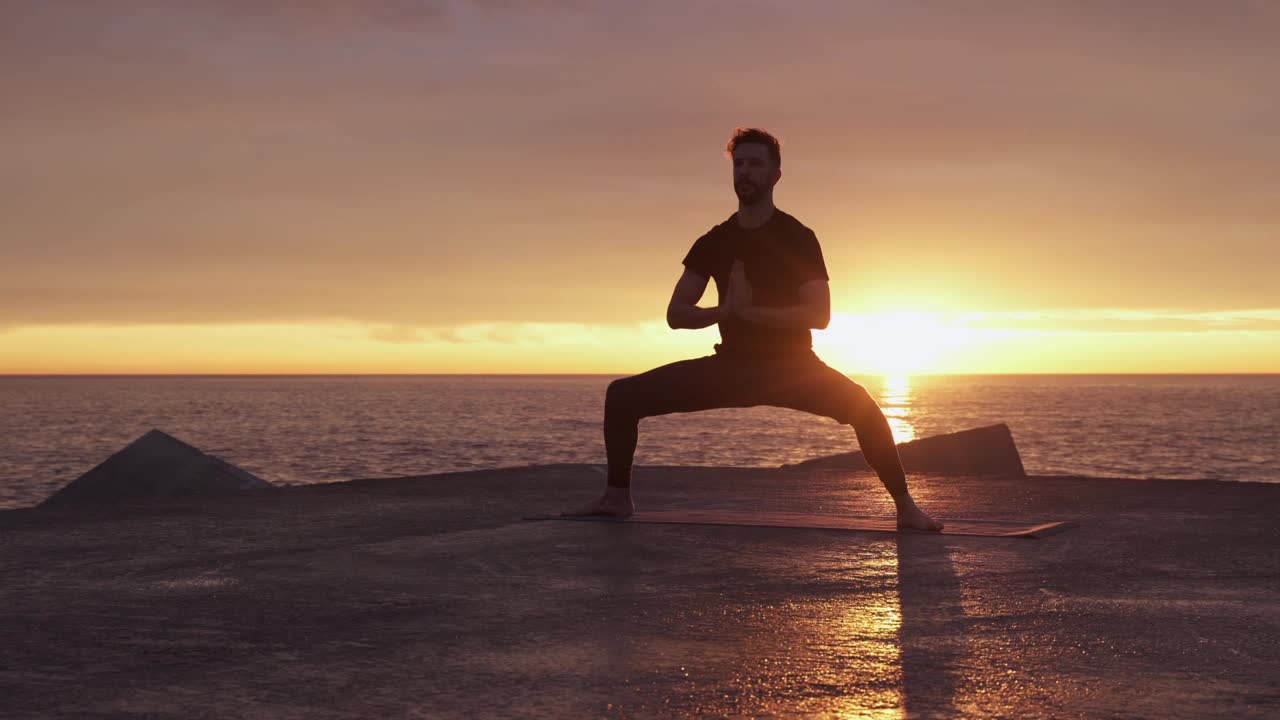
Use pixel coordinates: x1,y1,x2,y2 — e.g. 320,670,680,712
39,429,270,508
781,422,1026,477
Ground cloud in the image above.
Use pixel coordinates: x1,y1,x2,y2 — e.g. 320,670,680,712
365,321,631,346
959,309,1280,334
0,0,595,52
3,0,1280,332
356,311,1280,355
200,1,450,32
0,1,451,41
366,324,433,344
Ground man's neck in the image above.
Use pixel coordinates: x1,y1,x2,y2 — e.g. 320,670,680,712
735,199,776,229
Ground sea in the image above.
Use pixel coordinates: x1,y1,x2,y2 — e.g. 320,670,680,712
2,374,1277,509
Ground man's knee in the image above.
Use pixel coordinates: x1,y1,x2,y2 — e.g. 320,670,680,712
837,380,880,425
606,377,638,415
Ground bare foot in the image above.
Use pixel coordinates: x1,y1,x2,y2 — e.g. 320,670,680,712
561,487,635,518
895,497,944,532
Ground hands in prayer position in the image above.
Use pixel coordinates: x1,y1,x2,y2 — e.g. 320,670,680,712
721,260,753,321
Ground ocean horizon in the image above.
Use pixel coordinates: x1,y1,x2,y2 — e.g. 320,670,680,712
6,372,1278,386
3,373,1277,510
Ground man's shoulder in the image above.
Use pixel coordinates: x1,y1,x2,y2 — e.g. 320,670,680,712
699,209,817,240
714,212,739,232
697,214,738,241
774,209,818,240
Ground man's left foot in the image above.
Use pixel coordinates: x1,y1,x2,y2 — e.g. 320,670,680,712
896,498,944,532
560,487,635,518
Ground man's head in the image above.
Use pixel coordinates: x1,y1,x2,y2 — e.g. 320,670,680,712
725,127,782,206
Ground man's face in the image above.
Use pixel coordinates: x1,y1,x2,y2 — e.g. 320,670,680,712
732,143,779,205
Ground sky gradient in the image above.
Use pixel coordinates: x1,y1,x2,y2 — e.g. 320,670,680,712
3,1,1278,374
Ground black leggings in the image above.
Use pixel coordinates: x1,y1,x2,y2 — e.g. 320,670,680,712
604,347,908,495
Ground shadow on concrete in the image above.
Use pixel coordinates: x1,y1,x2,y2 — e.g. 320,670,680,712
897,533,967,716
590,521,643,679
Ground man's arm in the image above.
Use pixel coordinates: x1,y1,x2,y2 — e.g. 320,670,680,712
741,279,831,330
667,268,725,329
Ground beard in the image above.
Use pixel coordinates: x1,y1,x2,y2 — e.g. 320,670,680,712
734,180,767,205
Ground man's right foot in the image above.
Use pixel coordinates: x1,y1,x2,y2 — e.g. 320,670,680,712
561,488,635,517
895,495,944,532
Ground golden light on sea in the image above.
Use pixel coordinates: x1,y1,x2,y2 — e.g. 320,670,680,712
877,375,917,444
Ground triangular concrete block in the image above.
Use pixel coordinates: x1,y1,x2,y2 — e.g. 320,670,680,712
40,429,271,508
781,423,1026,477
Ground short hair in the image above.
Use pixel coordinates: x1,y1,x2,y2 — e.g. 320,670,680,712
725,127,782,168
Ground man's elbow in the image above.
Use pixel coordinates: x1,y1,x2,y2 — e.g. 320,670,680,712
812,305,831,330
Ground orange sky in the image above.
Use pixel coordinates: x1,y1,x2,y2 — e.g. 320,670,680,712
2,2,1278,374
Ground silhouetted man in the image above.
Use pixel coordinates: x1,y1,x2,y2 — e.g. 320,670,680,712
564,128,943,531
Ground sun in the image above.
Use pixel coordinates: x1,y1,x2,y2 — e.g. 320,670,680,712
814,311,966,375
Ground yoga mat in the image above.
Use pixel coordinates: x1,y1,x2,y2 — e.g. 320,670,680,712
524,509,1078,538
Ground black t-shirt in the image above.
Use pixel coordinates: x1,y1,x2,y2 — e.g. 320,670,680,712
682,208,829,354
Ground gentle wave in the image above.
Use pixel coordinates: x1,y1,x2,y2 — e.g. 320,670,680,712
1,374,1277,509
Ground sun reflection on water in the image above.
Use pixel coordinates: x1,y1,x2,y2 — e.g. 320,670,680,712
877,375,917,444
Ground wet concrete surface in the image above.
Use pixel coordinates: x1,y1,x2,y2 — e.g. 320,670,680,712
1,465,1277,718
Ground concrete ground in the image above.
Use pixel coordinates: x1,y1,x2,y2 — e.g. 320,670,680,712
1,465,1277,719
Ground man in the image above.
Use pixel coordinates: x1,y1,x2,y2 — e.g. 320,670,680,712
564,127,943,532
